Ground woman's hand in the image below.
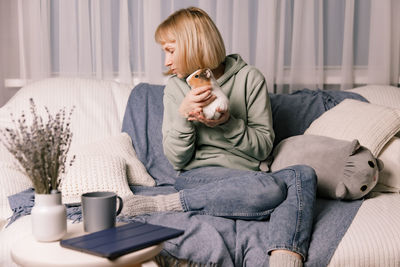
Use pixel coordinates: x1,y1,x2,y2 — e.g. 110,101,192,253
188,108,230,127
179,85,216,118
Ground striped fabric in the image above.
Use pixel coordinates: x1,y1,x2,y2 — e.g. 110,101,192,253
348,85,400,110
305,99,400,157
329,193,400,267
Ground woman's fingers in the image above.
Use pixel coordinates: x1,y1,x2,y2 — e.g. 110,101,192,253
193,85,212,95
191,87,213,103
198,109,230,127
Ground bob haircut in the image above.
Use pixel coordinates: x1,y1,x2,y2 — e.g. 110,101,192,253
155,7,226,77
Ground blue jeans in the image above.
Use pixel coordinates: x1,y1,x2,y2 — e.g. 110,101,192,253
174,165,317,260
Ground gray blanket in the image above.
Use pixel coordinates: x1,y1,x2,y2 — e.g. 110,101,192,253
120,83,365,266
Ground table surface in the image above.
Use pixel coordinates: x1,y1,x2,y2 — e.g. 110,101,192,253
11,221,163,267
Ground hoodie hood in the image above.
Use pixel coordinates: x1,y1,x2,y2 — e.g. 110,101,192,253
217,54,247,86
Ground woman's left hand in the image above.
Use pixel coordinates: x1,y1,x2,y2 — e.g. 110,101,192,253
188,108,230,127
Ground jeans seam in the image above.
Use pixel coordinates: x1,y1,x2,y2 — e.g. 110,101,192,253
292,168,303,250
179,191,189,212
195,209,274,219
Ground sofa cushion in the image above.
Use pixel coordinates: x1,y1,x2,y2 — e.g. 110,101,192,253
348,85,400,110
0,77,132,151
305,99,400,157
373,136,400,192
68,133,155,186
60,154,133,204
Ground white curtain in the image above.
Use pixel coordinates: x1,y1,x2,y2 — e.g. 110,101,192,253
1,0,400,106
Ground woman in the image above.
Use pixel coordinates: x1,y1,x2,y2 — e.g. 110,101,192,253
123,7,317,267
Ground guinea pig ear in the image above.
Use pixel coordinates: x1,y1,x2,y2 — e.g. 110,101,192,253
376,158,384,171
349,139,361,155
335,182,347,200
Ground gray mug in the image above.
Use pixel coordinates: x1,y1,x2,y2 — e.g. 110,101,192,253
81,191,123,233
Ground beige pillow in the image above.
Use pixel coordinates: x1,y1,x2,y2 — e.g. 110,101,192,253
305,99,400,157
69,133,155,186
347,85,400,110
0,77,132,151
60,154,133,204
374,136,400,192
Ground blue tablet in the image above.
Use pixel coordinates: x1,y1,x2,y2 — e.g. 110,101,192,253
60,221,184,259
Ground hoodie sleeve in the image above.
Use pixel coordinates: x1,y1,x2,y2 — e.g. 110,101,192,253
162,79,197,170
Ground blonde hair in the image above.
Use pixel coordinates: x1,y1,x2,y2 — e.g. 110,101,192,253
155,7,226,76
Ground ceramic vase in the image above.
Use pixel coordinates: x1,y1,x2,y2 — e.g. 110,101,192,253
31,191,67,242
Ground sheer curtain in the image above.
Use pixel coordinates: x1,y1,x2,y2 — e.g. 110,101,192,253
1,0,400,106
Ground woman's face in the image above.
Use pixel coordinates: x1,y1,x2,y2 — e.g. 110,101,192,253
162,41,184,78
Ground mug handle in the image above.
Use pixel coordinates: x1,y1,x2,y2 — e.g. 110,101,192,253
116,196,123,216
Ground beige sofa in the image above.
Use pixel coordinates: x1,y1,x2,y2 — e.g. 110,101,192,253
1,78,400,266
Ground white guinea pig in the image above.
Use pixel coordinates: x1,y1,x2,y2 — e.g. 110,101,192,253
186,68,229,120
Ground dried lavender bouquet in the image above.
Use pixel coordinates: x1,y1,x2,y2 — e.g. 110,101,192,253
0,98,74,194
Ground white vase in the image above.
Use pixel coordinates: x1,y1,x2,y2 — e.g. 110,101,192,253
31,192,67,242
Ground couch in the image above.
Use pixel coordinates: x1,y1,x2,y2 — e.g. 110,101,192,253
1,77,400,266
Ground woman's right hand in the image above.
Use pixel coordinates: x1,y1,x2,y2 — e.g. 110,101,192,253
179,85,216,118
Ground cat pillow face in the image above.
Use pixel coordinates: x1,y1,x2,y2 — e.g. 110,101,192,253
269,135,383,200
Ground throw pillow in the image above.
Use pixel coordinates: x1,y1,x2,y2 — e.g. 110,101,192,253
348,85,400,110
0,77,133,151
60,154,133,204
270,135,383,200
374,136,400,192
69,133,155,186
304,99,400,157
268,89,368,147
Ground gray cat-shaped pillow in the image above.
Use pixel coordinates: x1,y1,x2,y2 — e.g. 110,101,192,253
269,135,384,200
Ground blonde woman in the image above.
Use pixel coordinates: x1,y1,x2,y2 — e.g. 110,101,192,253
123,7,317,267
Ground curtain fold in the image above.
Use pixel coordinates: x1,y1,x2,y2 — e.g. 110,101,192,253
118,0,132,85
368,0,400,85
1,0,399,107
255,0,278,93
340,0,355,90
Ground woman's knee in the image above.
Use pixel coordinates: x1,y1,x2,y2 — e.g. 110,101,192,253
249,173,288,210
287,164,317,187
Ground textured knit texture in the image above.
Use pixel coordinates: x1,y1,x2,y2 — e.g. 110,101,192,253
269,252,303,267
121,192,182,217
373,136,400,192
348,85,400,110
69,133,155,186
60,154,133,204
305,99,400,157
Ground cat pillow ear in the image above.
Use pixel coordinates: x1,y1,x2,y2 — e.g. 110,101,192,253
349,139,361,155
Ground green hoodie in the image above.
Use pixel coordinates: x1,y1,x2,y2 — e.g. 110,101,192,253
162,54,275,171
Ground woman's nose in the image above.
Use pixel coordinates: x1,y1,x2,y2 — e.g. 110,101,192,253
165,53,172,67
